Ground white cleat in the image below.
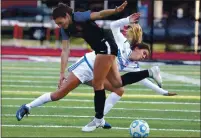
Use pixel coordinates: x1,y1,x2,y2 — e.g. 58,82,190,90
150,66,162,88
82,117,105,132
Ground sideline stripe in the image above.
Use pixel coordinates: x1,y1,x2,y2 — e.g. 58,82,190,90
2,124,200,132
3,105,200,113
2,97,200,105
2,91,200,100
3,114,200,122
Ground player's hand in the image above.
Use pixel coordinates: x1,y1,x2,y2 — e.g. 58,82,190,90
163,92,177,96
115,1,128,13
129,12,141,24
58,73,66,89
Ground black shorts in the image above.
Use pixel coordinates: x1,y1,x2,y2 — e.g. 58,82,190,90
89,29,118,56
93,37,118,56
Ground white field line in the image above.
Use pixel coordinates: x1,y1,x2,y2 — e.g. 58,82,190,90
2,97,200,105
3,114,201,122
2,64,200,71
2,72,200,86
161,72,200,86
2,91,200,99
2,75,58,79
2,84,199,92
2,70,200,75
2,75,199,86
2,124,200,132
2,71,59,75
2,67,59,71
2,80,199,87
3,105,200,113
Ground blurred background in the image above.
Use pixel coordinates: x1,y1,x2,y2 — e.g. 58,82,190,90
1,1,201,137
1,0,201,61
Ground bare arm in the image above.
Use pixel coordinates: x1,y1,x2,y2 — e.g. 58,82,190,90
59,40,70,88
90,1,127,20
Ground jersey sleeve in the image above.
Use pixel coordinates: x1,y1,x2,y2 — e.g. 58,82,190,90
60,28,69,40
73,11,91,22
110,17,130,46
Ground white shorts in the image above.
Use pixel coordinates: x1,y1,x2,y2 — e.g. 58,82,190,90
68,56,93,83
68,54,141,83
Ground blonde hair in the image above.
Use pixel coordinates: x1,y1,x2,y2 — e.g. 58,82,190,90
126,24,142,44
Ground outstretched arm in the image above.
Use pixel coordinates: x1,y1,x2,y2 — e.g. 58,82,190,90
90,1,127,20
59,40,70,89
110,12,141,44
139,78,168,95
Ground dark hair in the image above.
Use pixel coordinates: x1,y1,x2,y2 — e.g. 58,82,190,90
52,2,73,20
131,43,151,57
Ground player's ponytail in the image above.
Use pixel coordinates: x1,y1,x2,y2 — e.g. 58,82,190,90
126,24,142,45
53,2,73,20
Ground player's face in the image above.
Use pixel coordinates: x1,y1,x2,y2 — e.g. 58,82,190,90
54,14,71,29
130,48,149,61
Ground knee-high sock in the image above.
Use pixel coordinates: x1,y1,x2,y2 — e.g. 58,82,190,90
94,89,106,119
104,92,121,115
121,70,149,86
26,93,52,110
139,79,168,95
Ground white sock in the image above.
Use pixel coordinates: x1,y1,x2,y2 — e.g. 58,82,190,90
104,92,121,115
139,79,168,95
26,93,52,110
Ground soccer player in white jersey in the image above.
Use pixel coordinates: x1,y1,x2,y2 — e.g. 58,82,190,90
68,45,176,117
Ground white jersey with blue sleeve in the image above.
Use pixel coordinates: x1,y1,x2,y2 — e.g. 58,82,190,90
68,50,139,83
110,17,133,71
84,50,139,72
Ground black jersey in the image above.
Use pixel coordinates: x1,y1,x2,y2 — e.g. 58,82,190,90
61,11,118,55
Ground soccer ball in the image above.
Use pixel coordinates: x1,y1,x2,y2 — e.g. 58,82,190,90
129,120,150,138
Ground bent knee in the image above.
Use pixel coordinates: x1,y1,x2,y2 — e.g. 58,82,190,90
114,87,124,96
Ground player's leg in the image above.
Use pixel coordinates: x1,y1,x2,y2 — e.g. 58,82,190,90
103,79,124,116
16,72,81,121
82,38,118,132
16,57,88,121
131,68,176,95
82,54,115,131
107,62,162,88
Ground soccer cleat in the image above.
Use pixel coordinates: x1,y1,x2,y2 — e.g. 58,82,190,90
16,104,30,121
150,66,162,88
82,117,106,132
102,122,112,129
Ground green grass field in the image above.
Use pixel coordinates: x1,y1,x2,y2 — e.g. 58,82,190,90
1,60,201,137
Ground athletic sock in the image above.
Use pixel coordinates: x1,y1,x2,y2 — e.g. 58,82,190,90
104,92,121,115
94,89,106,119
26,93,52,110
121,70,149,86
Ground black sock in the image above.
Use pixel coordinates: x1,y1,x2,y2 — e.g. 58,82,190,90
94,89,106,119
121,70,149,86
